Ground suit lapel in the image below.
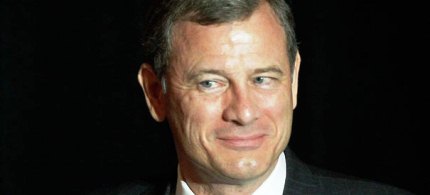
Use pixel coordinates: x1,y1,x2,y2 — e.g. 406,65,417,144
283,148,319,194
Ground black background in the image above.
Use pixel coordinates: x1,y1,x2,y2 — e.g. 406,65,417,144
1,0,428,194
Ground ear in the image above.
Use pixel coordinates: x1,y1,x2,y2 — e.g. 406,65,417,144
138,63,166,122
292,51,301,109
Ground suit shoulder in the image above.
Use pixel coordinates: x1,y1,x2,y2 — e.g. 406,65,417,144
284,148,414,194
308,165,414,195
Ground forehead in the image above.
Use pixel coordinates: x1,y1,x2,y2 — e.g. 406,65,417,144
170,2,287,70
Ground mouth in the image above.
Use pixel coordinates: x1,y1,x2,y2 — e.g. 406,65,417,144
217,134,266,151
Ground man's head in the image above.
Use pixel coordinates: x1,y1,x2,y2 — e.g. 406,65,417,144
138,0,300,189
138,0,298,78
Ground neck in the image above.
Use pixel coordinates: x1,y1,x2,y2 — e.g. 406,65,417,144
179,160,278,195
187,182,261,195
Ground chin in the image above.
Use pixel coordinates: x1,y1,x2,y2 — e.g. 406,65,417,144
217,156,273,182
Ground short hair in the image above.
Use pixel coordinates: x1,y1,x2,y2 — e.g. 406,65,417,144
137,0,298,78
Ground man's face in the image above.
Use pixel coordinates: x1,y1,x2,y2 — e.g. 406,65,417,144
163,3,299,183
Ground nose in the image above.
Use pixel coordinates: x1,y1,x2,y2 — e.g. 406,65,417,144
222,86,260,125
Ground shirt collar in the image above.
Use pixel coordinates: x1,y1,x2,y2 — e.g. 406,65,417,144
176,152,287,195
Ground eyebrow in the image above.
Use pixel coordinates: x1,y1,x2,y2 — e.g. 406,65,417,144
186,65,284,81
253,66,284,75
186,69,228,81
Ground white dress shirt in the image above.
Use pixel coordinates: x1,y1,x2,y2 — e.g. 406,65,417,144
176,152,287,195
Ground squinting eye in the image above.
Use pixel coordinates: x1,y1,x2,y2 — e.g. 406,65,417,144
196,77,228,93
199,80,216,88
198,80,226,93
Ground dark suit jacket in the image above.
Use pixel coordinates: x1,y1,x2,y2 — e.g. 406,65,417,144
93,148,413,195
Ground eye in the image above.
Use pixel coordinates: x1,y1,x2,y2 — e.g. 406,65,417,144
193,73,229,93
199,80,217,89
253,76,279,89
253,76,272,85
197,80,227,93
254,76,267,84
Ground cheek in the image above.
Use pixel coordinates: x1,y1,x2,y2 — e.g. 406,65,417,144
257,89,292,119
173,94,224,140
173,94,227,164
256,89,294,147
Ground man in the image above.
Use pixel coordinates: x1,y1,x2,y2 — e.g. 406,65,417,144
101,0,413,194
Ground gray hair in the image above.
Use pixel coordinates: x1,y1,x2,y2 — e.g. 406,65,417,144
138,0,298,78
